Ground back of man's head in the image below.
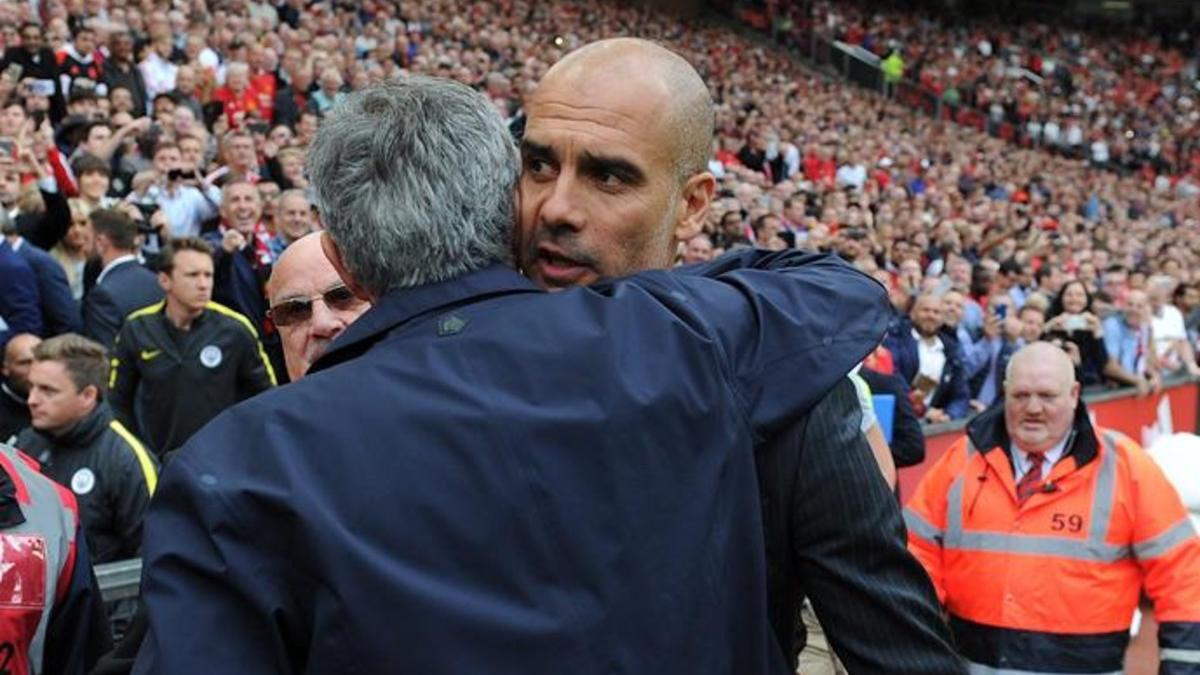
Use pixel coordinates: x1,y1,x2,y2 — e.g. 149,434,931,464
90,208,138,253
307,76,516,298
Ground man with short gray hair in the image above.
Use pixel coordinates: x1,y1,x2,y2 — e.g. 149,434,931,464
133,76,889,673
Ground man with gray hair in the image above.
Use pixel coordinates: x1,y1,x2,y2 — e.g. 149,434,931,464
133,76,889,673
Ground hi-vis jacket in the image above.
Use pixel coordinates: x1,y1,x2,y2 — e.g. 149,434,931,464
905,403,1200,675
0,444,109,674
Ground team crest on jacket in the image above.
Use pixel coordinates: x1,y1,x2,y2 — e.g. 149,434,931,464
200,345,223,368
71,467,96,495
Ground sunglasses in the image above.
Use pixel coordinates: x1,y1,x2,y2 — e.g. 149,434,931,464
267,285,360,327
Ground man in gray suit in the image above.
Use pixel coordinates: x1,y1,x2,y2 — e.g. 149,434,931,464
515,38,964,673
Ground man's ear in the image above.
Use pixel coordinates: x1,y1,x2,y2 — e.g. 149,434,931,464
81,384,99,407
674,171,716,243
157,271,170,293
321,231,374,303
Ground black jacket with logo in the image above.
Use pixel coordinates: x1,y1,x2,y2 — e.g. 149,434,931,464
109,301,276,458
15,403,157,564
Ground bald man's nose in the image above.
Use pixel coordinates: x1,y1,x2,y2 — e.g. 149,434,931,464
308,301,346,338
538,174,585,232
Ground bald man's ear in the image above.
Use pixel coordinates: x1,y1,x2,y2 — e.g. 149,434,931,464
320,231,374,303
674,171,716,243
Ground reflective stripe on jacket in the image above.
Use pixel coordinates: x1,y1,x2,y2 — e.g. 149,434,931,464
0,444,79,674
905,403,1200,674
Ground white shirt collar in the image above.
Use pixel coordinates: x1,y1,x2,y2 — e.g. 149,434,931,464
97,254,139,285
1012,431,1073,482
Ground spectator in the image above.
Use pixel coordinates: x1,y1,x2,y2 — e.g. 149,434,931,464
1148,275,1200,377
101,30,147,117
0,332,39,442
1,22,65,122
81,208,163,350
886,292,970,422
147,142,221,238
680,232,714,265
52,199,93,301
1102,289,1162,396
17,333,157,564
109,237,275,458
267,189,314,258
55,24,103,98
1045,280,1126,389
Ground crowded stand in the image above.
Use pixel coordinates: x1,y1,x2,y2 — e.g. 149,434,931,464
0,0,1198,672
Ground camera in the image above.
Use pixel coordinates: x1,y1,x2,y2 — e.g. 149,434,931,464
167,168,190,182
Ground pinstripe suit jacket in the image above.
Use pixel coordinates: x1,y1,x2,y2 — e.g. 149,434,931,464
758,378,966,673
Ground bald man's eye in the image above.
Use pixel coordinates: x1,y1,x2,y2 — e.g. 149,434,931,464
524,156,555,180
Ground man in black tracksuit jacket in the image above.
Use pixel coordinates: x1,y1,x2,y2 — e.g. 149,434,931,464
16,335,157,564
108,238,276,460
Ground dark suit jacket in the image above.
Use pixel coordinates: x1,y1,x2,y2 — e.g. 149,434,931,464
886,317,971,420
83,259,164,350
13,237,80,336
133,251,888,673
0,242,41,349
861,366,926,468
758,378,962,673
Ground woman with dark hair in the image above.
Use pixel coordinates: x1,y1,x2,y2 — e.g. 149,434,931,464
1043,279,1145,390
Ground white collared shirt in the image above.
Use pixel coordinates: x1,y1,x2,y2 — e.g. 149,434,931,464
96,254,138,285
1012,433,1071,483
913,328,946,406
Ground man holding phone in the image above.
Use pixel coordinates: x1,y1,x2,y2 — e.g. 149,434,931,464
0,23,64,123
145,142,221,238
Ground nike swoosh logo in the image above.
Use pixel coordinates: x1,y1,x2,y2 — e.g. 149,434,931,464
140,349,161,361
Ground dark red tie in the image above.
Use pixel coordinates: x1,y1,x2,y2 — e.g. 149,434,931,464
1016,453,1045,505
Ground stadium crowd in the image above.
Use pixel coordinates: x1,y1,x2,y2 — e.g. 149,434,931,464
760,0,1200,177
0,0,1198,671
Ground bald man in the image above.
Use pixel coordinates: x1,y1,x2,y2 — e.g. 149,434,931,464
906,342,1200,674
265,232,368,381
0,333,40,441
516,38,961,673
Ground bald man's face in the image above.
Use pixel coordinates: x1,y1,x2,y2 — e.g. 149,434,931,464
1004,349,1079,454
2,334,41,396
516,59,706,290
267,236,368,381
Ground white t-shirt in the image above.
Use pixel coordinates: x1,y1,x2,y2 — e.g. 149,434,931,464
1151,304,1187,358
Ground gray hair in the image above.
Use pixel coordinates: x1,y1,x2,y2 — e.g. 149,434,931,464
306,76,518,296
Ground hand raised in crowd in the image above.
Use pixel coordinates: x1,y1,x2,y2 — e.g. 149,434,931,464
222,229,247,254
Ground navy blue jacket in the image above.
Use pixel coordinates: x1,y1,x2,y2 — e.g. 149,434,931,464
0,242,42,350
885,316,971,420
12,237,81,337
82,259,164,350
133,250,889,674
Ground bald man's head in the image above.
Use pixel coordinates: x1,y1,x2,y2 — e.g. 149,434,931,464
1004,342,1080,454
3,333,42,396
538,38,714,181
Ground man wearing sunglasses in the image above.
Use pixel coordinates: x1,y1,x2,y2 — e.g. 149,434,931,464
265,232,368,381
109,237,276,460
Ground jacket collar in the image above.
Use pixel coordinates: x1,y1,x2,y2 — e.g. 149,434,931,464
310,264,541,374
35,403,113,449
965,398,1099,468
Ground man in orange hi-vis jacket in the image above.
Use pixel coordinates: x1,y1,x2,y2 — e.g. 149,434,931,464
906,341,1200,674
